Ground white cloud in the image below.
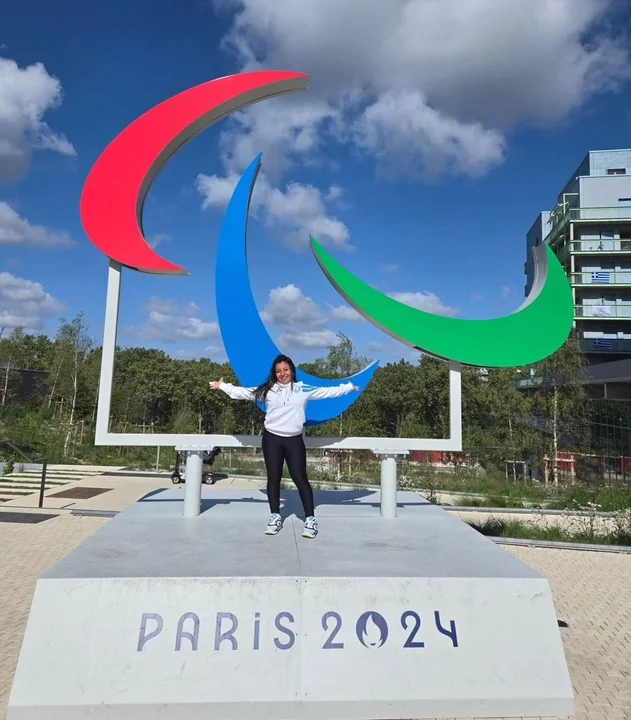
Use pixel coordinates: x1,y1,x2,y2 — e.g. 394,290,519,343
212,0,630,179
325,185,344,203
260,284,327,331
123,297,219,342
147,233,170,250
0,271,64,332
388,291,459,317
259,285,358,348
216,97,338,181
353,90,505,179
0,57,76,183
277,329,340,349
381,263,401,273
329,304,362,322
502,286,512,299
205,344,227,361
0,202,74,248
143,297,200,316
367,341,386,353
196,169,350,250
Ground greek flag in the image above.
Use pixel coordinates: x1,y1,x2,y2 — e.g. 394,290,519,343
593,339,613,349
591,271,611,283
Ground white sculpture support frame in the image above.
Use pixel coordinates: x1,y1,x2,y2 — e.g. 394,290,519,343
95,261,463,516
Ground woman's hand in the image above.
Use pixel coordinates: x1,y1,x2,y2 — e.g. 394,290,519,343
352,385,359,391
208,378,223,391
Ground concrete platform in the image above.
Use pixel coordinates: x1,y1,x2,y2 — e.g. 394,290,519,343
7,488,574,719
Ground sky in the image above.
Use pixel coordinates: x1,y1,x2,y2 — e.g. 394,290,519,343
1,0,631,368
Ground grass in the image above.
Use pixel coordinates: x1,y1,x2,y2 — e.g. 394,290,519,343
468,516,631,547
403,465,631,512
543,486,631,512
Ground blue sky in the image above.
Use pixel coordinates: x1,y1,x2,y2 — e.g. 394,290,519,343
1,0,631,366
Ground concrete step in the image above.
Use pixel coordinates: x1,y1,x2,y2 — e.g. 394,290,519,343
0,481,66,490
2,475,78,483
0,464,125,501
6,473,98,483
4,470,102,479
10,470,103,477
0,468,104,499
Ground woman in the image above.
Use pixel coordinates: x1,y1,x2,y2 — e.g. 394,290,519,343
209,354,358,538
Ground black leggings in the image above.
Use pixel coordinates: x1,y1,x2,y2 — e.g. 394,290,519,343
261,429,315,517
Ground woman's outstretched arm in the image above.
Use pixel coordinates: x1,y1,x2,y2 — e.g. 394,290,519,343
303,381,359,400
209,378,256,401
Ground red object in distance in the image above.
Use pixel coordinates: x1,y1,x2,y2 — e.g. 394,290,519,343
80,71,308,275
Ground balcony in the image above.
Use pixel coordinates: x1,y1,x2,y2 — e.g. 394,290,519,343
570,271,631,286
569,239,631,254
545,206,631,246
575,304,631,319
569,207,631,222
581,338,631,354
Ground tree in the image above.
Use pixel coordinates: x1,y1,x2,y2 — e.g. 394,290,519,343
0,328,18,406
416,356,450,438
320,332,370,378
52,314,94,456
462,366,534,472
301,332,373,437
530,336,590,484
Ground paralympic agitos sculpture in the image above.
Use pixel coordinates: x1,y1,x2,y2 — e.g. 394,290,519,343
80,70,574,426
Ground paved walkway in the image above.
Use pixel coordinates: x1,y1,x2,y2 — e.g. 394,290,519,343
0,474,629,719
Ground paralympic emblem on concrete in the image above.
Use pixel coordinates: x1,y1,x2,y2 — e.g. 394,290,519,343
355,611,389,648
80,70,574,426
136,607,458,652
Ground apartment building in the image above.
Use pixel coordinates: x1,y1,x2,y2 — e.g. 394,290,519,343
525,149,631,363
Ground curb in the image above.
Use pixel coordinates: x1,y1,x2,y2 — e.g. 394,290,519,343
492,536,631,554
71,509,119,518
445,505,622,518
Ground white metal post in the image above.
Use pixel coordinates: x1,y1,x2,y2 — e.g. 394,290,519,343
183,451,204,517
380,455,398,518
449,360,462,449
95,261,121,444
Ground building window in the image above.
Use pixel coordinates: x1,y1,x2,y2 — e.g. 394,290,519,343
608,168,627,175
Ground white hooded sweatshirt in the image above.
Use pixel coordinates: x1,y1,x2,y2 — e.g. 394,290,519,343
219,380,356,437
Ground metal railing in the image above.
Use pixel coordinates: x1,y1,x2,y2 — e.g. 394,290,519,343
568,207,631,222
545,206,631,247
570,271,631,285
569,240,631,254
0,440,48,508
575,304,631,318
580,338,631,353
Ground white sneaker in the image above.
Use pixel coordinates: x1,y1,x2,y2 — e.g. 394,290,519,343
302,516,318,539
265,513,283,535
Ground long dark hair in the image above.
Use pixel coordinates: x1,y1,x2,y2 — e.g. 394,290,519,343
253,354,297,402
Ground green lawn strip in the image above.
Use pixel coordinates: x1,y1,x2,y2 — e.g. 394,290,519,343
467,517,631,547
211,460,631,512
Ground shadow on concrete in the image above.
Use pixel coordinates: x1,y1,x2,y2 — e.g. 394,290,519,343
311,489,434,508
137,488,435,516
